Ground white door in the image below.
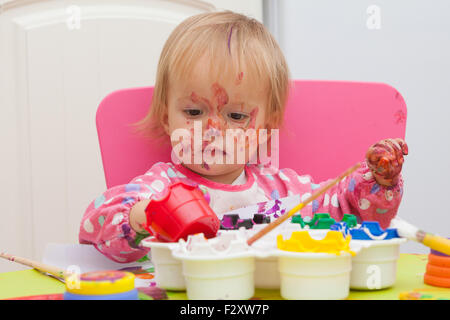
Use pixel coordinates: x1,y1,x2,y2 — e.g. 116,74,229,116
0,0,262,272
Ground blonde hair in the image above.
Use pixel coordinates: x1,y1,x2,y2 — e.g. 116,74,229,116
135,11,290,137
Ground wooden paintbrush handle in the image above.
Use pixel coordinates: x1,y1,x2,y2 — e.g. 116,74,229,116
0,252,67,279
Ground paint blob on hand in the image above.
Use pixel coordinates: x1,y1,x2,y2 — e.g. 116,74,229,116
365,138,408,187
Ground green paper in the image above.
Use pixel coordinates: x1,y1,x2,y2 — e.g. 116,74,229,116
0,269,65,300
2,255,449,300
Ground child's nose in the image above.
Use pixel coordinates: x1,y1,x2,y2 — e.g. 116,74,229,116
206,118,220,130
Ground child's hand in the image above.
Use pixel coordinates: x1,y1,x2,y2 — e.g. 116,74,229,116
365,138,408,187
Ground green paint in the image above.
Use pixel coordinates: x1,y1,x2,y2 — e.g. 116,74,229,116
137,255,150,263
291,215,305,228
134,231,150,247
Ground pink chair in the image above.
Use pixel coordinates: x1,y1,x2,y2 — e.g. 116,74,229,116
96,80,407,188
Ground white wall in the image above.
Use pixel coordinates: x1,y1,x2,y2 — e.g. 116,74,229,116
265,0,450,253
0,0,262,273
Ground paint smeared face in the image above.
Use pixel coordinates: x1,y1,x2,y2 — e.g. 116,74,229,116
164,56,269,177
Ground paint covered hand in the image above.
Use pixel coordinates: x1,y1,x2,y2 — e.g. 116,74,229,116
365,138,408,187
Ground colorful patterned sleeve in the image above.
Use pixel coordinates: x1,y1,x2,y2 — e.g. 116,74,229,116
279,161,403,229
79,163,178,263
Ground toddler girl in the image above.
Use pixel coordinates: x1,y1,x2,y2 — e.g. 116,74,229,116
79,11,408,263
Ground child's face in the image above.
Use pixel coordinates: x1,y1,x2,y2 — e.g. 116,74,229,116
164,57,269,178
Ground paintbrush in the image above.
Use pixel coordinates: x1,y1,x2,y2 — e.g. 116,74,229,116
247,162,361,246
389,218,450,256
0,252,69,279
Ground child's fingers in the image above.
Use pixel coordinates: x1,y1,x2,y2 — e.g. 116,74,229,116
394,138,409,155
377,157,390,174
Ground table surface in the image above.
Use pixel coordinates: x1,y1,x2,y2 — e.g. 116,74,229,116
1,254,449,300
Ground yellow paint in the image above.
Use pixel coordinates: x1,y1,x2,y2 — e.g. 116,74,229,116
65,271,135,295
277,231,355,256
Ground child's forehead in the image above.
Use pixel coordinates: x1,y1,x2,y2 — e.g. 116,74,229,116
171,55,269,105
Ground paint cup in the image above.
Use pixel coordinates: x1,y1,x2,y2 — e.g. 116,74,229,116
277,251,353,300
144,182,220,242
275,230,366,300
350,238,406,290
141,237,185,291
172,231,255,300
250,223,301,289
176,254,255,300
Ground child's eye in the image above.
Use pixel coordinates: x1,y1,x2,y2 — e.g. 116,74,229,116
228,113,249,122
184,109,203,117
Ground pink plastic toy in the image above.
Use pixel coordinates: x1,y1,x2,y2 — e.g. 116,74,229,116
144,182,220,242
96,80,407,187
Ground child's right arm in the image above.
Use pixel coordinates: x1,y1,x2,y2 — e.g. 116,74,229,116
79,162,177,263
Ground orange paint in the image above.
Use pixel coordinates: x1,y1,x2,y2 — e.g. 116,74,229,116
136,273,154,280
428,253,450,268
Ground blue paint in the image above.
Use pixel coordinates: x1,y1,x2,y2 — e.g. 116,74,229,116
348,178,356,192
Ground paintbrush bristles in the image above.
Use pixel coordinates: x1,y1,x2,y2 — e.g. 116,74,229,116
247,163,361,246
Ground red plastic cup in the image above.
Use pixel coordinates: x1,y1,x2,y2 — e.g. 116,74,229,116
144,182,220,242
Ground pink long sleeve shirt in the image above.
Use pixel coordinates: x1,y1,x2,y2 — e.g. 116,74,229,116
79,161,403,263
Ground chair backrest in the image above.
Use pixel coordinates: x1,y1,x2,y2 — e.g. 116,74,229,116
96,80,407,188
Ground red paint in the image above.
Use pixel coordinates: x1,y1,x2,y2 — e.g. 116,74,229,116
395,109,406,124
211,83,229,112
191,91,214,114
366,138,408,186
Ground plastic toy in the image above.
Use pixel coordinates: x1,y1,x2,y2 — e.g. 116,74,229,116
64,271,138,300
349,221,399,240
292,213,357,230
330,221,350,235
144,182,220,242
290,215,305,228
220,214,271,230
299,213,336,229
424,245,450,288
341,214,357,228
